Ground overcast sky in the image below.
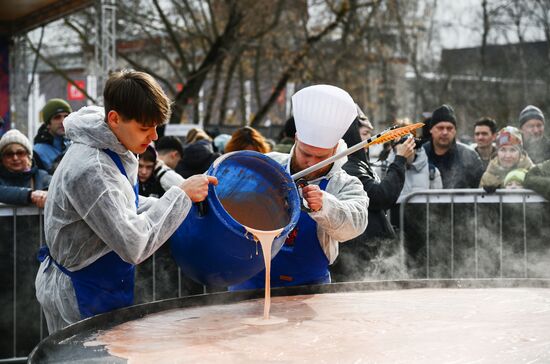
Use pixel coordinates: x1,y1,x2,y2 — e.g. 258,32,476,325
434,0,547,50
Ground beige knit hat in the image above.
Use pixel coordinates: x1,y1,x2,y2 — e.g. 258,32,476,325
0,129,33,158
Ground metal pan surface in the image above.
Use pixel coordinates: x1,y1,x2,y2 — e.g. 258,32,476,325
29,279,550,363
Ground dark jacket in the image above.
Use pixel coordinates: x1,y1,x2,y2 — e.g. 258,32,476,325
423,140,484,189
0,164,51,205
331,119,406,282
475,144,497,171
524,159,550,201
139,176,165,198
524,136,550,164
176,140,220,178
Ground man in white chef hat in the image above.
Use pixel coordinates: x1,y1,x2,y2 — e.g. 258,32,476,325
232,84,369,289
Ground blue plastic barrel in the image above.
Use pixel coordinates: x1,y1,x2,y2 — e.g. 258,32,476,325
169,150,301,287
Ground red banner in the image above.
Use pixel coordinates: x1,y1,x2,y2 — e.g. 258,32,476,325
67,80,86,101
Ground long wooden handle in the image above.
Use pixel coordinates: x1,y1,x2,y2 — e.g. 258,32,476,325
291,123,424,181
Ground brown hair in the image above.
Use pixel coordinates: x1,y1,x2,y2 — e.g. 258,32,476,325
104,70,171,126
139,145,157,163
224,126,271,154
185,128,212,144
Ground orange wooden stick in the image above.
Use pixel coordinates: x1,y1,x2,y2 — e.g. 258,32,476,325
292,122,425,180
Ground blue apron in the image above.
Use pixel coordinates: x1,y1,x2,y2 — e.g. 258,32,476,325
231,179,330,290
38,149,139,319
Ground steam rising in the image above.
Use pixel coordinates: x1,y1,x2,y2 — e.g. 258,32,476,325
332,199,550,282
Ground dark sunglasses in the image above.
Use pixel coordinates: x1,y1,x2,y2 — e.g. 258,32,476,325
2,150,28,158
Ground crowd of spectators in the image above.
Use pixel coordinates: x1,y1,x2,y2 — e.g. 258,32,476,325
2,97,550,217
2,95,550,285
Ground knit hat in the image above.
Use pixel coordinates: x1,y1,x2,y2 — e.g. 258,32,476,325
503,168,527,188
496,126,523,150
0,129,33,158
518,105,545,128
292,84,357,148
431,104,456,127
41,98,72,124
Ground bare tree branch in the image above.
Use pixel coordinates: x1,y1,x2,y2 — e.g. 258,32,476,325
171,2,243,123
26,35,97,104
250,2,350,126
153,0,190,75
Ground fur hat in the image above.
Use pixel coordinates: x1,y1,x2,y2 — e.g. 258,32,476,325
41,98,72,124
0,129,33,158
431,104,456,127
518,105,544,128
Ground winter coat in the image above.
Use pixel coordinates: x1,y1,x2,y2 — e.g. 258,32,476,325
524,159,550,201
338,119,404,240
423,140,484,189
33,123,71,173
479,153,533,189
35,106,191,332
330,120,403,282
387,147,443,202
0,164,51,205
176,140,220,178
268,141,369,264
524,136,550,164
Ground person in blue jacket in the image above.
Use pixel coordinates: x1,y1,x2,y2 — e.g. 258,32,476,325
33,98,73,173
35,70,217,333
0,129,50,207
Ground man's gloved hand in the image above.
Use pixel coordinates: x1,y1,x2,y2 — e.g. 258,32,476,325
483,185,498,194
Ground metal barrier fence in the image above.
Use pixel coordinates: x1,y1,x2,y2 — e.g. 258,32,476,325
1,189,549,361
0,206,45,363
399,189,550,280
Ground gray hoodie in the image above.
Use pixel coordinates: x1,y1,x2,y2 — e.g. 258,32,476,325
388,147,442,202
35,106,191,333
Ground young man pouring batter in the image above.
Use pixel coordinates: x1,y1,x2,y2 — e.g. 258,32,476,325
232,85,369,289
35,70,217,333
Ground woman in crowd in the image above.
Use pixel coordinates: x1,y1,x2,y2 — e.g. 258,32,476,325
480,126,533,190
0,129,50,207
185,127,212,145
224,126,271,154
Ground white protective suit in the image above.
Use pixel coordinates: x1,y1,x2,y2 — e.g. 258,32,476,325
35,106,191,333
268,140,369,264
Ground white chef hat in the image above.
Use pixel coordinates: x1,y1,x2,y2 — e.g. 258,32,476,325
292,84,357,148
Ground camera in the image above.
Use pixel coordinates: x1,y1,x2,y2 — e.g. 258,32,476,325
393,134,423,149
